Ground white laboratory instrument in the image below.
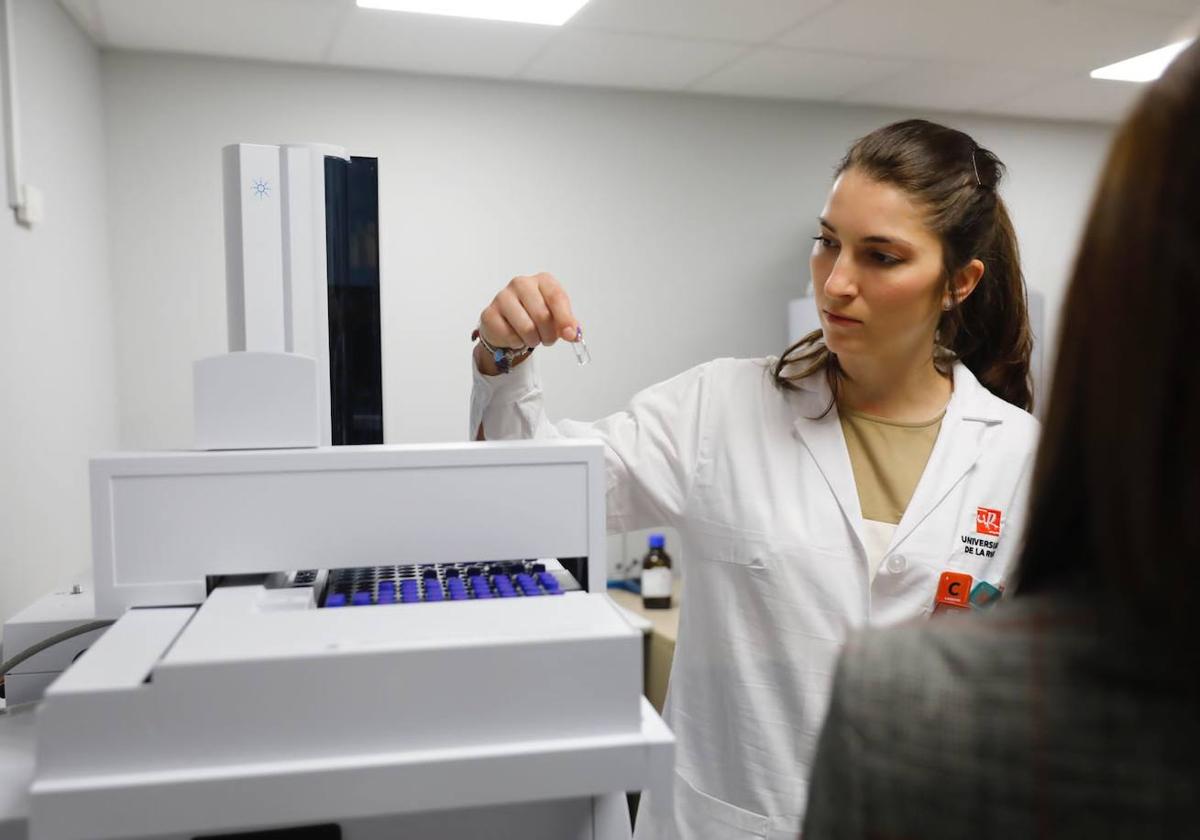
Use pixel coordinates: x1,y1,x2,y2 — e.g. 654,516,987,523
0,143,672,840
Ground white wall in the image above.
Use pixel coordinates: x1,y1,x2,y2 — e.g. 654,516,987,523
0,0,116,636
100,52,1112,573
102,53,1112,450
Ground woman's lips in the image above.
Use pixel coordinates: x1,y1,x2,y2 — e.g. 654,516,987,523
823,310,862,326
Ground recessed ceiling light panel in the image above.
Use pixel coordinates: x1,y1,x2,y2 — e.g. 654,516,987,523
1091,38,1194,83
356,0,592,26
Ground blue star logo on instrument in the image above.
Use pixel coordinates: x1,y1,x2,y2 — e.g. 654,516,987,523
251,178,270,198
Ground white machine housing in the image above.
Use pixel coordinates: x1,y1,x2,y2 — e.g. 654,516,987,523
0,583,102,707
21,439,674,840
31,586,671,840
194,143,348,450
91,440,607,616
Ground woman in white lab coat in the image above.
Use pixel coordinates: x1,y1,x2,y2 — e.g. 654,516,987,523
468,119,1039,839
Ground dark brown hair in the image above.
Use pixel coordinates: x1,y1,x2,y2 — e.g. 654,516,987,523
1013,40,1200,634
773,119,1034,412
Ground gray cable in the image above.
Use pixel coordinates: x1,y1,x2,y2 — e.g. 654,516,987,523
0,620,115,680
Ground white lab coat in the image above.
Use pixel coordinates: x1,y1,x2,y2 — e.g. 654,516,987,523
469,356,1039,839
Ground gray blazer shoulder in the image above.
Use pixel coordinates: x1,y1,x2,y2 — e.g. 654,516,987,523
804,594,1200,839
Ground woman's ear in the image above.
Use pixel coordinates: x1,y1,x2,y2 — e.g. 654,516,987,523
946,258,985,308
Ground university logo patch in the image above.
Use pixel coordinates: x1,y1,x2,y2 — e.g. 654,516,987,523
976,507,1002,537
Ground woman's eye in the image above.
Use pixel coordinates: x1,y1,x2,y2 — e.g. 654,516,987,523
870,251,901,266
812,235,838,249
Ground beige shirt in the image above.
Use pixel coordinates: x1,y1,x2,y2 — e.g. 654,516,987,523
839,406,945,581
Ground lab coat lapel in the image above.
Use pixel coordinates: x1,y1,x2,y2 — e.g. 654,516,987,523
887,364,996,554
789,379,867,555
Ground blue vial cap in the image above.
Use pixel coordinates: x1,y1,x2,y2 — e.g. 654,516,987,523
325,592,347,608
649,534,665,549
538,572,561,593
378,588,397,605
352,591,372,606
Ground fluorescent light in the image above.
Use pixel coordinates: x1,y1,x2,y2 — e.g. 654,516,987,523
356,0,591,26
1091,38,1194,82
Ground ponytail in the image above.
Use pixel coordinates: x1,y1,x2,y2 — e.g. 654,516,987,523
941,198,1033,410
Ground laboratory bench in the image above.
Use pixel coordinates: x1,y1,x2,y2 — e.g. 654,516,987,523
608,579,682,714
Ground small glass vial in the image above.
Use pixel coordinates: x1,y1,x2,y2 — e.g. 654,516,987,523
572,326,591,366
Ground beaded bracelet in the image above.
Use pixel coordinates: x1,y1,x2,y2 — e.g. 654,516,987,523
472,327,534,374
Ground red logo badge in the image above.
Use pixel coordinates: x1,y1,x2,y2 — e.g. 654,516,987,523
976,507,1002,537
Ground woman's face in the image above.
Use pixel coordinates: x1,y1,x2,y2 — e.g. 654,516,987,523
811,168,948,364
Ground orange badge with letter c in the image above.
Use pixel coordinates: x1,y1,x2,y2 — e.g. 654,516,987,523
935,571,974,611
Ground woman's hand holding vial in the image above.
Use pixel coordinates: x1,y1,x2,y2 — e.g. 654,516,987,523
476,272,588,375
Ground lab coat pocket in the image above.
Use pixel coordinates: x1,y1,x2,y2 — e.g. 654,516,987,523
675,772,769,839
692,522,772,569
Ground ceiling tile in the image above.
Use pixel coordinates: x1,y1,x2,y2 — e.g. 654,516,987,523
519,29,746,90
569,0,836,44
327,9,556,77
95,0,345,63
691,46,910,100
839,63,1051,113
61,0,1190,123
777,0,1190,74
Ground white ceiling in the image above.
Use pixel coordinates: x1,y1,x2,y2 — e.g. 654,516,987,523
60,0,1200,122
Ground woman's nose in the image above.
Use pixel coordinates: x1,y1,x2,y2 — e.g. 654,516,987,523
823,257,857,299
